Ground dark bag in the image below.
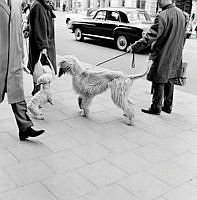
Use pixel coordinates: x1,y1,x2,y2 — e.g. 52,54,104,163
173,62,188,86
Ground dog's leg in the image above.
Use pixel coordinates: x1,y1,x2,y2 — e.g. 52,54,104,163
35,112,44,120
80,97,93,117
125,105,134,126
28,104,44,120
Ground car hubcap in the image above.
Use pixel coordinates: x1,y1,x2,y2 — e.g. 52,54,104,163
75,29,81,40
117,36,127,50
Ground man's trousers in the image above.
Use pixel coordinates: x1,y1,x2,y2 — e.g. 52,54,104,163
11,100,33,131
151,79,174,112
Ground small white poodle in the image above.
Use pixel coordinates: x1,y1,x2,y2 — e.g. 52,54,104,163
27,73,53,120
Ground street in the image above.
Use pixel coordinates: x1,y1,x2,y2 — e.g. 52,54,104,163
1,10,197,200
55,11,197,95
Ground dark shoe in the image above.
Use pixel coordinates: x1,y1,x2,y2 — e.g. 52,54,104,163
162,107,171,114
19,127,45,141
141,108,160,115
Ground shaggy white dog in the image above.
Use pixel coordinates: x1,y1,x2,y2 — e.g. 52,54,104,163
27,73,53,120
58,55,150,125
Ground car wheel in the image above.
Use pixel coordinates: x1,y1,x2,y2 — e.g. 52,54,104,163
66,19,72,29
74,28,84,41
186,33,191,39
116,35,128,51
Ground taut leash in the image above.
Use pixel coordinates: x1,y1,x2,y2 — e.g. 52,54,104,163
96,51,135,68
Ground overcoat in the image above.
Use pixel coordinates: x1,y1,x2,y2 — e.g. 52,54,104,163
0,0,25,104
131,4,189,83
27,0,57,75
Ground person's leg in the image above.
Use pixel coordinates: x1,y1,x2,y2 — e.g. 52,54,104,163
11,100,33,131
163,79,174,113
11,100,44,140
142,82,164,115
151,82,164,111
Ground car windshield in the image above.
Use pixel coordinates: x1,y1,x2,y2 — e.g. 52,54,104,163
126,10,151,22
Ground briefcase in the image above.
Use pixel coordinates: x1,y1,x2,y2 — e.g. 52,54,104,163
173,62,188,86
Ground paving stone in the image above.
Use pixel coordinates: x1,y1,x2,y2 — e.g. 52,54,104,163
0,149,18,168
133,144,176,164
119,172,172,200
77,160,127,187
171,152,197,174
6,142,51,161
72,143,114,163
0,183,57,200
98,135,139,153
164,183,197,200
5,160,54,186
0,169,16,193
106,151,152,175
43,172,96,200
85,184,137,200
40,150,87,173
39,134,80,152
146,161,195,187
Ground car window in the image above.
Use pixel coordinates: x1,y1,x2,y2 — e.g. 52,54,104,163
138,13,147,21
126,10,151,22
106,11,119,21
127,11,139,21
89,10,96,17
94,11,106,20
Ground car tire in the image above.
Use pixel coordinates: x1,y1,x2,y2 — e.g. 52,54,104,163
66,19,72,29
116,35,128,51
186,33,191,39
74,28,84,41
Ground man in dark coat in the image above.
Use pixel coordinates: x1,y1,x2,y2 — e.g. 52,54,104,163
0,0,44,140
28,0,57,95
127,0,189,115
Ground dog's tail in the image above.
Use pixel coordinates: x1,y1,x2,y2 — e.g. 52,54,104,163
128,61,151,80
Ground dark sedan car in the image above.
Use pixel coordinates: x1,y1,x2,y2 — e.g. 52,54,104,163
70,7,152,51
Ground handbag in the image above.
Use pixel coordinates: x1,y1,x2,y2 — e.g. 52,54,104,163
173,62,188,86
33,53,54,83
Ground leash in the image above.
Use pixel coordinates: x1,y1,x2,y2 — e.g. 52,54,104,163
96,51,136,68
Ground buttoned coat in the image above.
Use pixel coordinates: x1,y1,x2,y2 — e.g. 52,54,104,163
132,4,189,83
27,0,57,75
0,0,25,104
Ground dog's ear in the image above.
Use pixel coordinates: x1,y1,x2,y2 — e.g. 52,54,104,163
58,66,67,77
58,61,71,77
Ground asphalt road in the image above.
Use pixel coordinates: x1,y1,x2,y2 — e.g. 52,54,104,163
55,11,197,96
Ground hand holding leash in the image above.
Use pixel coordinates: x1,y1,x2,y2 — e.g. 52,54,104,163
41,49,47,54
126,45,132,53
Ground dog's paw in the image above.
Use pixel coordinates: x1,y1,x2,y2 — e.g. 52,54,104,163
35,114,44,120
126,121,134,126
80,110,88,117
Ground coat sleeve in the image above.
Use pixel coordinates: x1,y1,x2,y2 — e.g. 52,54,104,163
30,4,49,50
131,14,165,53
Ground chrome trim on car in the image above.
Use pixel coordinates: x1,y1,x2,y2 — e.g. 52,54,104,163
82,33,114,40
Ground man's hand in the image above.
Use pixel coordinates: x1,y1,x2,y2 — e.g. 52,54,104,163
126,45,132,53
41,49,47,54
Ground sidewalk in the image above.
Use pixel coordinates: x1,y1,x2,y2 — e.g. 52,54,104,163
0,58,197,200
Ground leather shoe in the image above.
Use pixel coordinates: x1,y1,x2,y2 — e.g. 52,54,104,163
19,127,45,141
162,107,171,114
141,108,160,115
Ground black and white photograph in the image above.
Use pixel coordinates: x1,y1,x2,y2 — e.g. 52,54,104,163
0,0,197,199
